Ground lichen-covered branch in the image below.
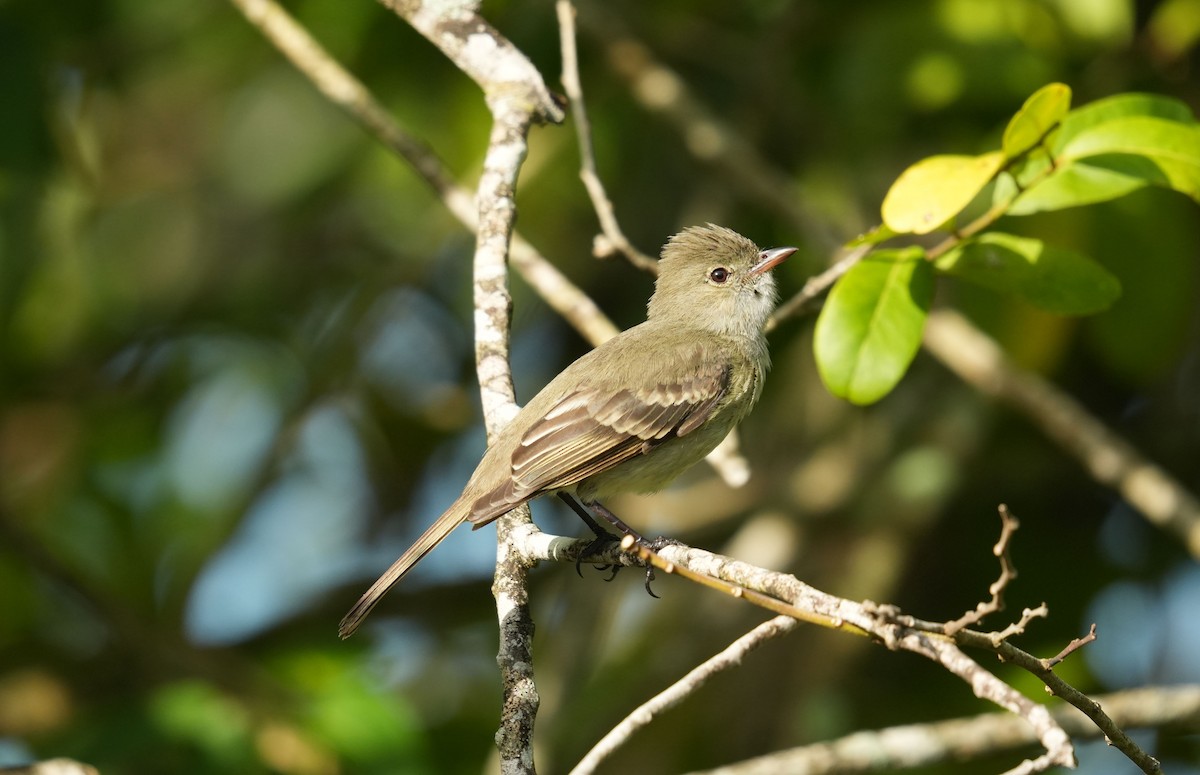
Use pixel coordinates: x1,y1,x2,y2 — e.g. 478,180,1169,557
378,0,564,124
372,2,563,771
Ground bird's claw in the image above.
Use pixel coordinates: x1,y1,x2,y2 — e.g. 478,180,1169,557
643,566,659,598
575,531,621,578
636,535,680,598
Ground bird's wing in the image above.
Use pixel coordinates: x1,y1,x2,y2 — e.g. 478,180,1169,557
466,362,730,524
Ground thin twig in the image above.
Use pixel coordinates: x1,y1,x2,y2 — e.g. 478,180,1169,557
1044,623,1098,669
955,629,1163,774
557,0,658,273
569,616,798,775
765,242,869,332
944,504,1020,635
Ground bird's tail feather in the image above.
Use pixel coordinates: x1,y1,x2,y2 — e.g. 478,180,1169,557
338,502,468,639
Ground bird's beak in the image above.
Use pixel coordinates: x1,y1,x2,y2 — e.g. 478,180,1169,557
749,246,798,276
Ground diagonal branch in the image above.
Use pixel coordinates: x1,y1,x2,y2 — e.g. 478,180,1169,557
569,616,799,775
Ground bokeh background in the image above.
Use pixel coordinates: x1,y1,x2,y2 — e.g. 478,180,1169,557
2,0,1199,772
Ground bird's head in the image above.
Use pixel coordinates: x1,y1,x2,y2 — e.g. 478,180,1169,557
647,224,797,338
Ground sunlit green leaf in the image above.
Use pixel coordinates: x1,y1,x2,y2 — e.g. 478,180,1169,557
1053,92,1197,154
934,232,1121,314
1012,108,1200,213
1058,117,1200,201
814,248,933,405
1002,83,1071,159
881,152,1005,234
1009,161,1149,214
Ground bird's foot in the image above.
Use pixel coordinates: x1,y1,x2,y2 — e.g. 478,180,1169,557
575,530,622,581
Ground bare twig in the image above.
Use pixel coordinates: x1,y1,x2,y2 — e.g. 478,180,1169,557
885,511,1158,772
944,504,1020,635
620,539,1075,771
569,616,799,775
1044,623,1098,669
764,242,869,332
956,630,1163,774
924,309,1200,558
557,0,658,273
985,605,1051,645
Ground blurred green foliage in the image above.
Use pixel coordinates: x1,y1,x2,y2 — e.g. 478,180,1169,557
2,0,1199,773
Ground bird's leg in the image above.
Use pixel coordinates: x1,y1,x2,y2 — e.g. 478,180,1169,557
585,500,647,542
557,493,622,579
582,500,670,599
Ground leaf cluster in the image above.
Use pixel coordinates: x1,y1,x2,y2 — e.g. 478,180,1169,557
817,85,1200,404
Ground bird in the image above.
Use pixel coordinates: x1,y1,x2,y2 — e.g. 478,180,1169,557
339,224,796,638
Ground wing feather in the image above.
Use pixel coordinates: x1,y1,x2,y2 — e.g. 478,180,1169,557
467,362,731,523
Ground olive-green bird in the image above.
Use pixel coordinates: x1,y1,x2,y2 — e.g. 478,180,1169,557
339,224,796,638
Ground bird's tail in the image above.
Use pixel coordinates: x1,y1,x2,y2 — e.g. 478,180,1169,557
338,502,469,639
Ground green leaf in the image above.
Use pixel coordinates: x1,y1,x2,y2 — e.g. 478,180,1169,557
1053,92,1197,154
1002,83,1072,159
934,232,1121,315
1011,107,1200,214
1009,161,1149,214
882,152,1005,235
1059,116,1200,201
814,248,933,405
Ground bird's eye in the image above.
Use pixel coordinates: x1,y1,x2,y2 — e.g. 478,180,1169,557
709,267,730,284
